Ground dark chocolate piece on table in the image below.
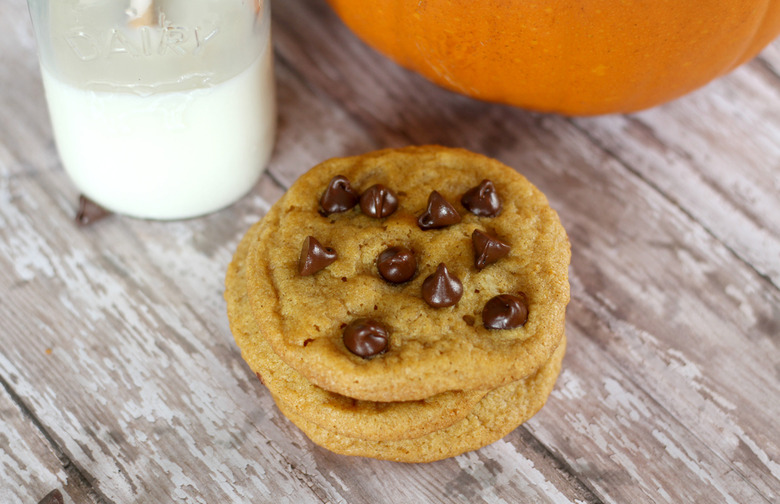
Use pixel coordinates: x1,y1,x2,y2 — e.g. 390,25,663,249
76,195,111,226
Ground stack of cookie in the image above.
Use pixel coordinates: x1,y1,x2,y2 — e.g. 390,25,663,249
225,146,570,462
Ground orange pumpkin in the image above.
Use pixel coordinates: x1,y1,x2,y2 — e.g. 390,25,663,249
326,0,780,115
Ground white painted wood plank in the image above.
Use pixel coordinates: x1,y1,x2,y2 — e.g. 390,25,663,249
530,326,773,504
267,54,379,189
0,382,99,504
758,38,780,75
458,120,780,502
505,117,780,501
573,50,780,287
0,1,58,179
0,173,346,503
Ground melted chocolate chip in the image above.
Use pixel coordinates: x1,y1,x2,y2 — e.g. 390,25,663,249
417,191,462,230
320,175,360,215
482,294,528,330
422,263,463,307
462,179,502,217
343,318,389,358
360,184,399,218
472,229,511,270
298,236,337,276
76,195,110,226
377,246,417,283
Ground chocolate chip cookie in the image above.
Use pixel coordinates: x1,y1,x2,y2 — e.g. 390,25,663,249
242,145,570,402
226,221,492,442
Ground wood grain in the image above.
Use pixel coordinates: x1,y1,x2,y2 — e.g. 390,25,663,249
1,0,778,502
0,383,101,504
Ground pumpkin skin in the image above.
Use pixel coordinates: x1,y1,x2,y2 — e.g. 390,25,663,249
326,0,780,115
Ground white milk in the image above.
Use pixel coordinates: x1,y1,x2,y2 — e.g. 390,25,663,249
36,1,276,220
42,48,275,219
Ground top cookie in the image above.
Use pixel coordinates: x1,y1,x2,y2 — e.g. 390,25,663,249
245,145,570,402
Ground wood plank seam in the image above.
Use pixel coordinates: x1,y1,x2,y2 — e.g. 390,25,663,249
271,46,417,149
755,54,780,81
284,460,333,503
264,165,295,193
568,293,778,502
0,372,113,504
568,118,780,294
513,426,607,504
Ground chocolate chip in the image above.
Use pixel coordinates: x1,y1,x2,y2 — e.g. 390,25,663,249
320,175,359,215
417,191,462,230
360,184,399,218
482,294,528,330
298,236,337,276
422,263,463,307
462,179,502,217
343,318,389,358
76,195,110,226
377,246,417,283
37,490,64,504
472,229,511,270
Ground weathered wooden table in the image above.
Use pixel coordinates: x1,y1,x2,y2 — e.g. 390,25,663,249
2,1,779,502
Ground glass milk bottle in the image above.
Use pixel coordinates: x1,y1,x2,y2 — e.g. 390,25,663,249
27,0,276,220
